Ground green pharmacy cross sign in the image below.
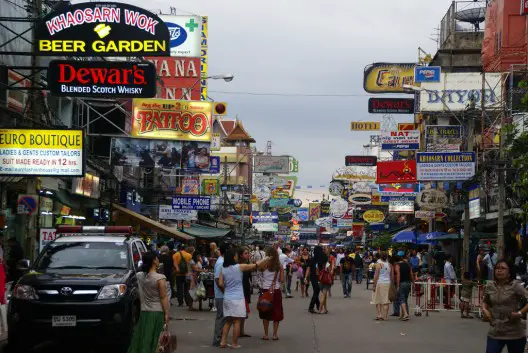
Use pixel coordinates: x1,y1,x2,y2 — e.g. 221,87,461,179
185,18,199,32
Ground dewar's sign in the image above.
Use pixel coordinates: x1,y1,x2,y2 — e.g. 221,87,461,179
35,2,170,56
47,60,157,98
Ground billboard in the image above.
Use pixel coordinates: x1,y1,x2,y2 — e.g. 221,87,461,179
172,195,211,210
47,60,157,98
368,98,414,114
158,15,201,57
110,138,211,171
345,155,377,167
350,122,380,131
35,2,170,56
420,73,503,112
309,203,321,221
381,130,420,150
159,206,198,220
414,66,441,83
131,99,213,141
363,63,415,94
389,199,415,214
200,16,208,101
0,129,84,176
145,57,201,100
376,160,417,184
251,212,278,223
253,156,289,173
416,152,476,181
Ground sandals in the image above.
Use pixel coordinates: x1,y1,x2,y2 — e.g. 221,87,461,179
401,316,409,321
228,344,242,349
272,337,279,341
261,336,269,341
240,334,252,338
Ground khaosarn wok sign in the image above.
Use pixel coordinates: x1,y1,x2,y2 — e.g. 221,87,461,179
35,2,170,56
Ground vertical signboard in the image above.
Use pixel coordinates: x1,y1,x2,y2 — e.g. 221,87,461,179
200,16,208,101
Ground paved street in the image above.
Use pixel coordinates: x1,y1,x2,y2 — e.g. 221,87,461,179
0,282,489,352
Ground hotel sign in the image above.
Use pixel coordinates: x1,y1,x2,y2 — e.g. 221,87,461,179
35,2,170,56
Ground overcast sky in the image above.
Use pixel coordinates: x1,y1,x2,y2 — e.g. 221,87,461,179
144,0,455,185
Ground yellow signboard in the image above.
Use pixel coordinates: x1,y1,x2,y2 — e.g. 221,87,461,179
363,210,385,223
0,129,84,176
131,99,213,141
200,16,208,101
364,63,415,94
350,122,380,131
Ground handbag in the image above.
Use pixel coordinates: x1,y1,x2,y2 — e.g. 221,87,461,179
318,268,332,285
257,270,278,313
157,324,177,353
388,283,398,303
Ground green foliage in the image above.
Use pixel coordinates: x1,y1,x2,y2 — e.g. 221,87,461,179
371,233,392,249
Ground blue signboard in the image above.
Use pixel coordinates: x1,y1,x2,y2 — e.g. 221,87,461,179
172,196,211,210
252,212,278,223
297,208,309,222
416,152,476,181
414,66,441,83
208,156,220,174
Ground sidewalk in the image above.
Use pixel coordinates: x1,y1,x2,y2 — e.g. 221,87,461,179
169,282,488,353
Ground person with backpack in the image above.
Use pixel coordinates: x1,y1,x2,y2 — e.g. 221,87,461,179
173,245,192,307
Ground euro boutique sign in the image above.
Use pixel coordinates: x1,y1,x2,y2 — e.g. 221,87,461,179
35,2,170,56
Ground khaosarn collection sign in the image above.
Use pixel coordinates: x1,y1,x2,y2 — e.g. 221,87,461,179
416,152,476,181
47,60,157,98
131,99,213,141
35,2,170,56
0,129,84,176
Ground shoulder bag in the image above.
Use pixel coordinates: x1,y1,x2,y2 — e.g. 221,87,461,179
257,270,279,313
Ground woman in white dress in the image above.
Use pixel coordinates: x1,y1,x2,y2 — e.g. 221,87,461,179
371,251,392,321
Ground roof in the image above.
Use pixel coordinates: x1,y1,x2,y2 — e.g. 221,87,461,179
112,203,193,241
218,119,236,136
224,120,256,143
182,224,232,239
54,236,128,243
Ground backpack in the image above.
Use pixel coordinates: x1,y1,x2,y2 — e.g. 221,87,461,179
319,268,332,285
177,251,188,274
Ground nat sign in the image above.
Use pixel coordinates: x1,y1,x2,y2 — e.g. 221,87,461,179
35,2,170,56
368,98,415,114
345,155,377,167
47,60,157,98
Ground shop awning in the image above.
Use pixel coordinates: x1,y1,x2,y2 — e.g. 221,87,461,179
182,224,232,239
112,203,192,241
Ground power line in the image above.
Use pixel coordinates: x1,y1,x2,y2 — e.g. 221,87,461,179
208,90,378,97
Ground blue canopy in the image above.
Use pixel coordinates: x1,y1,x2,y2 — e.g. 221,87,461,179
392,228,437,244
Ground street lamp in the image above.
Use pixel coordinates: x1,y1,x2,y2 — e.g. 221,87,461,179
181,74,235,99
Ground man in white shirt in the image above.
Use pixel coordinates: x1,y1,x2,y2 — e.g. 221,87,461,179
444,254,457,283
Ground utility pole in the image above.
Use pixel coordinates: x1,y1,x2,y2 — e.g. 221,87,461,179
496,115,506,258
222,156,228,218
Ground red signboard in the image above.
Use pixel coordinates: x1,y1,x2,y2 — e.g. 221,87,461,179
345,155,377,166
352,223,364,237
376,160,417,184
145,57,201,100
398,123,417,131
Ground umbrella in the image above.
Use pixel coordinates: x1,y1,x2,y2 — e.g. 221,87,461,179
391,228,417,243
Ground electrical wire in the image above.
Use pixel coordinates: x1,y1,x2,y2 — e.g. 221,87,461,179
208,90,377,97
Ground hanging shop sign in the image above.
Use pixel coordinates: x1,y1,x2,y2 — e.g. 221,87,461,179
352,182,372,193
350,121,380,131
389,199,414,214
398,123,418,131
272,189,290,199
468,185,481,219
253,223,278,232
416,152,476,181
269,199,290,208
371,193,389,206
181,178,199,195
425,125,463,138
254,174,287,187
420,73,502,112
35,2,170,56
159,206,198,221
202,179,219,196
363,63,415,94
172,195,210,210
296,208,309,222
378,183,420,194
47,60,157,98
209,156,220,174
251,212,278,224
332,166,376,182
131,99,213,141
349,193,372,205
110,138,211,172
345,155,377,167
309,203,321,221
145,57,201,100
253,156,289,173
0,129,84,177
328,181,344,197
414,66,441,83
363,210,385,223
381,130,421,150
368,98,414,114
289,157,299,173
200,16,208,100
210,133,221,151
415,210,435,219
320,201,331,217
158,15,201,57
416,189,448,210
376,160,417,184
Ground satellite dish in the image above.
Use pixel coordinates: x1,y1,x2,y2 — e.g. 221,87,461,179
455,7,486,31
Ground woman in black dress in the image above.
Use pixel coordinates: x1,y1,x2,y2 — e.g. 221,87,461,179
238,247,252,338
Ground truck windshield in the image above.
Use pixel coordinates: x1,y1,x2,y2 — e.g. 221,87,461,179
36,242,129,272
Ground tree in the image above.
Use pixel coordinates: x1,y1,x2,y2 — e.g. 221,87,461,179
371,233,392,249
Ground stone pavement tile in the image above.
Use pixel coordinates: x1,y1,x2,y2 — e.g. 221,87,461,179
169,286,490,353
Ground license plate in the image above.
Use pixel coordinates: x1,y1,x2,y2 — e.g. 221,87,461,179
52,315,76,327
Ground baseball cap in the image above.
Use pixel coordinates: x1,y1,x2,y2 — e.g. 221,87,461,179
397,251,405,257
